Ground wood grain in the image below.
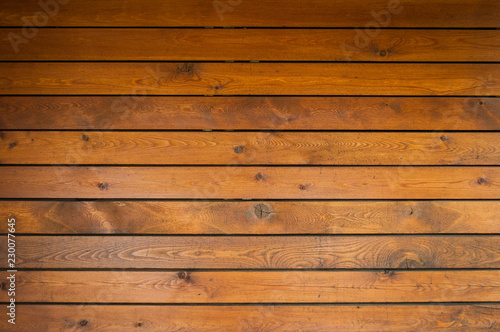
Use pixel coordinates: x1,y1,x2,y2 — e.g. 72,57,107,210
1,305,497,331
1,270,499,303
1,96,498,131
2,131,499,165
4,236,499,269
1,0,499,327
2,29,499,61
1,0,498,27
0,166,498,199
0,63,498,96
3,200,499,234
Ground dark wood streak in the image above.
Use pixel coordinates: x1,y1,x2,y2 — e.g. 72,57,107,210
1,97,497,130
1,0,498,27
1,29,499,61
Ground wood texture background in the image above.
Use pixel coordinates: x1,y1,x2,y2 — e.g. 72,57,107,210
0,0,499,330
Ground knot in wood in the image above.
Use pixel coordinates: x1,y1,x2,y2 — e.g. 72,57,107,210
477,177,487,185
254,203,272,219
178,63,194,74
255,173,266,181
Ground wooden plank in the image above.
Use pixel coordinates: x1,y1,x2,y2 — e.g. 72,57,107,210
0,0,498,27
1,305,498,331
4,236,499,269
2,29,500,61
0,63,498,96
0,166,498,199
2,131,499,165
3,200,499,234
1,96,498,131
2,271,499,302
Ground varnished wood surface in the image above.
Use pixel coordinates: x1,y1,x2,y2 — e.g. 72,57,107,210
2,29,500,61
1,63,498,96
2,0,500,326
2,131,499,165
5,236,499,269
1,96,498,131
0,305,497,331
0,166,498,199
3,200,499,234
2,270,499,303
1,0,498,27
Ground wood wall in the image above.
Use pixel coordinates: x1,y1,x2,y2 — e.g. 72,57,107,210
0,0,499,330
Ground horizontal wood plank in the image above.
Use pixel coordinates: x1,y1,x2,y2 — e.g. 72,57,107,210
2,29,500,61
0,63,498,95
2,270,499,302
1,0,498,27
1,96,498,131
1,305,498,331
2,131,499,165
0,166,498,199
4,236,499,269
3,200,499,234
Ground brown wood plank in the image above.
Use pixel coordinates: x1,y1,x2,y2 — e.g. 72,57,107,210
0,166,498,199
2,131,499,165
2,96,498,131
2,29,500,61
3,200,499,234
1,271,499,302
0,63,498,96
4,236,499,269
1,305,497,331
0,0,498,27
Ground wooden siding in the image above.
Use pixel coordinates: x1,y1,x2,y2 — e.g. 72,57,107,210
0,0,499,330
